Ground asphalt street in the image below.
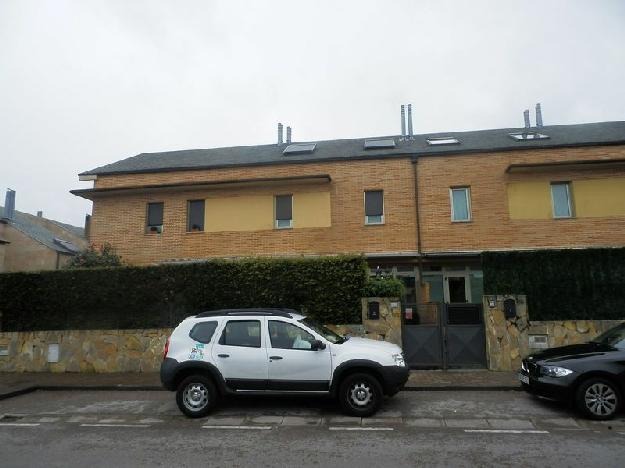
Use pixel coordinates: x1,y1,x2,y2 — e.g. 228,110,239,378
1,389,624,467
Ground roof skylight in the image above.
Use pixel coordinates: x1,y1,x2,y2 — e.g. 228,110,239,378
364,138,396,149
508,132,549,141
283,143,316,155
426,137,460,146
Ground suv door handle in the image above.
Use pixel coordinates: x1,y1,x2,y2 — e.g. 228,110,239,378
269,356,283,360
218,354,230,358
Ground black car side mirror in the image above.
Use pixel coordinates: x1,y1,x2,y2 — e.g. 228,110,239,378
311,340,326,351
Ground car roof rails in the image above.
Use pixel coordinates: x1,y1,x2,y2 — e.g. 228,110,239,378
195,308,298,319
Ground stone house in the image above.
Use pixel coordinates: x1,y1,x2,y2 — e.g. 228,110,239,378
0,190,88,272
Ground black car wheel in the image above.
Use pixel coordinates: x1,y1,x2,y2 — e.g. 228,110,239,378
338,372,383,417
575,377,621,420
176,374,218,418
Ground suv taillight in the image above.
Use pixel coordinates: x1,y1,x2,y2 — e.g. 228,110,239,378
163,337,170,360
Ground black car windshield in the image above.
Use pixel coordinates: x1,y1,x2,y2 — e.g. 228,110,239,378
591,323,625,350
300,317,346,344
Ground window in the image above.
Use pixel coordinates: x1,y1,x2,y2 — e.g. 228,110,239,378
551,182,573,218
426,137,460,146
275,194,293,229
187,200,205,232
146,202,164,233
450,187,471,222
283,143,316,155
364,139,396,149
189,321,218,344
364,190,384,224
219,320,261,348
269,321,316,350
508,132,549,141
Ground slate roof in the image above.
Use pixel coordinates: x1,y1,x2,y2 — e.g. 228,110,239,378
80,121,625,176
0,206,85,254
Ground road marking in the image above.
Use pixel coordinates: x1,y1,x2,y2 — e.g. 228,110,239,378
80,424,150,428
329,427,394,431
202,425,272,430
464,429,548,434
0,423,41,427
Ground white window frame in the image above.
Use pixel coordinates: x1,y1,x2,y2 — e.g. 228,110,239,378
449,187,472,222
274,194,293,229
550,182,574,219
364,190,385,225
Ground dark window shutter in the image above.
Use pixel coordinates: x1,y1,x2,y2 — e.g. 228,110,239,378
365,191,383,216
187,200,205,231
275,195,292,220
147,202,164,226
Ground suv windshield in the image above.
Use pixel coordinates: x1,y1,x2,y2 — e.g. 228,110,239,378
300,317,347,344
591,323,625,350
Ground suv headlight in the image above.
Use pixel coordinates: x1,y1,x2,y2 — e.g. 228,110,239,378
392,353,405,367
541,365,573,378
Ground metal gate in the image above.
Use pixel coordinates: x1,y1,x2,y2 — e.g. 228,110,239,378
402,303,486,369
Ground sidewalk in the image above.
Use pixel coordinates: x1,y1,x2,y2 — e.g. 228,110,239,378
1,370,519,400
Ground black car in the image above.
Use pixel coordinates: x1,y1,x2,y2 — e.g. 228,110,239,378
519,322,625,420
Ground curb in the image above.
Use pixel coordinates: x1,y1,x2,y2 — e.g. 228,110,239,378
403,385,522,392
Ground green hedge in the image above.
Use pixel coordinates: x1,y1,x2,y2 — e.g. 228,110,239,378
363,277,405,298
483,248,625,321
0,256,369,331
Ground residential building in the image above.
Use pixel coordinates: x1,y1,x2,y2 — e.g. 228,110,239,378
0,190,88,272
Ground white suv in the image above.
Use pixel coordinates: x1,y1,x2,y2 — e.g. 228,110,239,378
161,309,408,417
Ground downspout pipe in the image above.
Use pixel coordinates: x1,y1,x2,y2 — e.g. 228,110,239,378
412,158,424,287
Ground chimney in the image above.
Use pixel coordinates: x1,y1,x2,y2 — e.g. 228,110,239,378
523,109,531,129
37,211,43,218
286,126,292,144
535,103,543,128
400,105,406,139
3,189,15,220
277,123,283,145
407,104,414,139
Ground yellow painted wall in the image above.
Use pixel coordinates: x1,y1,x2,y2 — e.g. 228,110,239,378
574,178,625,217
203,191,332,232
508,177,625,219
293,192,331,228
205,195,274,232
507,181,552,219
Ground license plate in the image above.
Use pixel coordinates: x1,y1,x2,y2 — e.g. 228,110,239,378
518,373,529,385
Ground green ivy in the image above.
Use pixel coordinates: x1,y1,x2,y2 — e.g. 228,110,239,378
0,256,370,331
363,277,405,298
483,248,625,321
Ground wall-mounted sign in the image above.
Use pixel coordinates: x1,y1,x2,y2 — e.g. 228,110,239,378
47,343,60,363
405,308,413,320
0,345,8,356
488,297,496,308
529,335,549,349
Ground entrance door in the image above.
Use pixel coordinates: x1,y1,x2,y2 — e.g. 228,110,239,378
444,273,470,303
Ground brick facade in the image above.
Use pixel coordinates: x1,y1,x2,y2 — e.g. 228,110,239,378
89,159,418,265
417,145,625,253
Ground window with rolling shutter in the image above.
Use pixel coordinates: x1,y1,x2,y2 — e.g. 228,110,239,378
364,190,384,225
146,202,164,233
275,194,293,229
187,200,205,232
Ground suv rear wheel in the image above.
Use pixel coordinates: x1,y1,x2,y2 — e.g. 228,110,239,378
176,374,218,418
575,377,621,420
338,372,383,417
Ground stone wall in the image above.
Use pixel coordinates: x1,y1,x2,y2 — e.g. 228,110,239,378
0,297,402,373
0,329,170,373
484,295,624,371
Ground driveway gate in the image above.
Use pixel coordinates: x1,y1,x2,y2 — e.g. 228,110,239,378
402,303,486,369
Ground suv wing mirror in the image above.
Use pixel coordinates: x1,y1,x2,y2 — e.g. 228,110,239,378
311,340,326,351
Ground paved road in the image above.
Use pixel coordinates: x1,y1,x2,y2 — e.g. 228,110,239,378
1,389,624,467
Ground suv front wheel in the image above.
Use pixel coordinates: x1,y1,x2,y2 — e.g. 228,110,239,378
176,374,218,418
338,372,383,417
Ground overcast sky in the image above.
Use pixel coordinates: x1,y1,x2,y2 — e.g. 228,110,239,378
1,0,624,227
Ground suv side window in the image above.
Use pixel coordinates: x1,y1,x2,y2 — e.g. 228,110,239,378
219,320,261,348
189,321,218,344
269,320,316,350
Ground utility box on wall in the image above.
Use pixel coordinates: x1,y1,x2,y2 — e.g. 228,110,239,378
361,298,402,347
367,301,380,320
